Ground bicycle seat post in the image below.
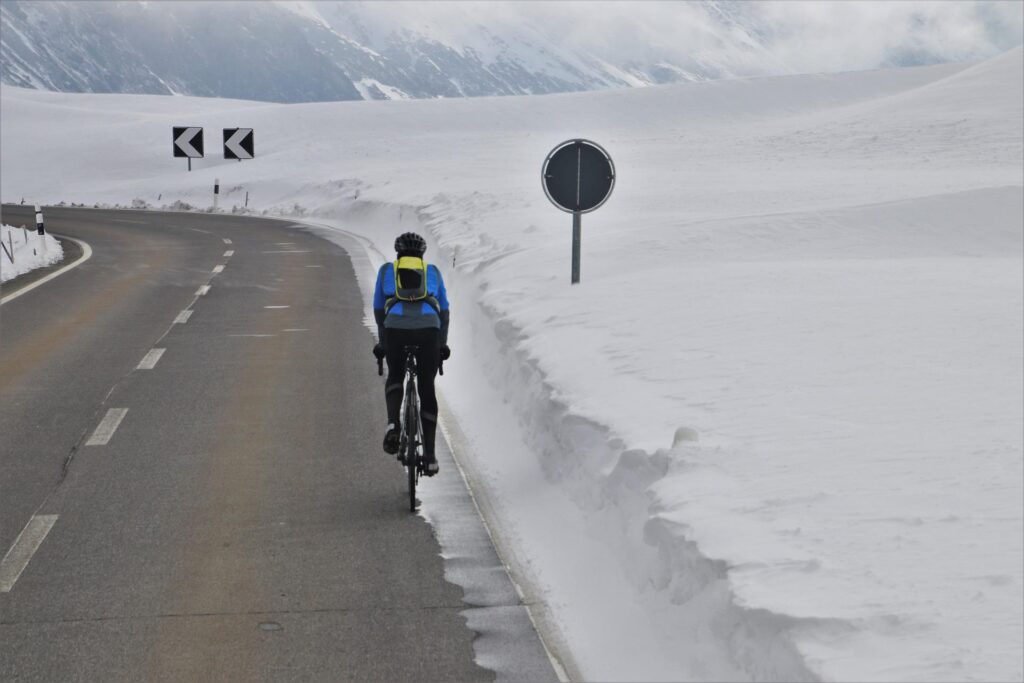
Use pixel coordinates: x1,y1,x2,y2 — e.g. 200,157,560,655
404,345,418,371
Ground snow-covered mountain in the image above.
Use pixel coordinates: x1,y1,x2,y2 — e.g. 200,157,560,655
2,0,1020,103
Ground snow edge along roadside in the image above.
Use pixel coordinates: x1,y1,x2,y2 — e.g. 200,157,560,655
292,197,826,682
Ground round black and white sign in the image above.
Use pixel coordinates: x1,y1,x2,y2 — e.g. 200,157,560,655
542,139,615,213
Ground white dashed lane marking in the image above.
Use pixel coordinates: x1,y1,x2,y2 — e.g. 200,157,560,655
224,250,234,257
264,305,290,309
174,310,193,324
304,265,323,268
212,265,225,274
274,242,296,245
223,238,232,244
0,515,58,592
136,348,166,370
282,328,309,333
85,408,129,446
262,250,311,254
196,285,210,296
228,334,276,338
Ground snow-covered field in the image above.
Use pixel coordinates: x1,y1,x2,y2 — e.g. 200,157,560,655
2,46,1021,682
0,223,62,283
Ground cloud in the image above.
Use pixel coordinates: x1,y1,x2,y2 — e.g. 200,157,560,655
750,1,1024,72
289,0,1024,78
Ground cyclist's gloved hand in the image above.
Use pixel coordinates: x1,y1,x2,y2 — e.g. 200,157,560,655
439,345,451,361
372,343,386,360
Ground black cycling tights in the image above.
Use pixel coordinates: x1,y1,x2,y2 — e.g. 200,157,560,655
384,327,440,457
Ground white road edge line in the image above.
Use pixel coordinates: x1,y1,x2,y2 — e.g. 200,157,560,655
282,328,309,332
85,408,129,446
223,250,234,257
1,234,93,305
436,401,574,683
136,348,166,370
174,310,193,324
0,515,58,592
223,238,233,244
196,285,210,296
212,265,225,274
227,334,276,338
262,250,311,254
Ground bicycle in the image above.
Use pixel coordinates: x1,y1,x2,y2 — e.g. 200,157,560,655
378,345,443,512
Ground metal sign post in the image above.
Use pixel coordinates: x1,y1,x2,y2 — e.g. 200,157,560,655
542,139,615,285
572,211,582,283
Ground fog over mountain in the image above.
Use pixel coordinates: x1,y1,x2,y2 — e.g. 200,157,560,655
1,0,1021,103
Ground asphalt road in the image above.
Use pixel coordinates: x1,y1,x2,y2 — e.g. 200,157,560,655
0,207,553,681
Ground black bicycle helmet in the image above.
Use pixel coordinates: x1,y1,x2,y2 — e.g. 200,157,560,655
395,232,427,256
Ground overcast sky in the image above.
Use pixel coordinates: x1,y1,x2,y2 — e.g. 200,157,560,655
739,1,1023,71
289,0,1024,76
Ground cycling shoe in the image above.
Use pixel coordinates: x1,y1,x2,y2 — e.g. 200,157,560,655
424,457,439,477
382,425,399,455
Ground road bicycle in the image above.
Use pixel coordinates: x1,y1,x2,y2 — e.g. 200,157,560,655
378,345,442,512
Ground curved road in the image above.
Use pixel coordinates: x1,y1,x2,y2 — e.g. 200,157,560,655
0,207,553,681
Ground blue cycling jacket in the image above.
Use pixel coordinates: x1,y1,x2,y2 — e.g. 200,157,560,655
373,261,450,338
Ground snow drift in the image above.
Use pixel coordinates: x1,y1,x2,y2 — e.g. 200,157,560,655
2,46,1021,681
0,223,62,283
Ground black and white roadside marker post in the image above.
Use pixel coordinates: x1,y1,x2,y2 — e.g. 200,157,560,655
34,205,46,254
173,126,204,171
213,178,220,212
223,128,254,161
542,139,615,284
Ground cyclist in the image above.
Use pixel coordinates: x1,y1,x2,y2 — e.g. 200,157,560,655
372,232,450,476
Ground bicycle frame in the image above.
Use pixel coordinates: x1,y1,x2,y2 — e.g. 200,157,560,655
397,347,424,468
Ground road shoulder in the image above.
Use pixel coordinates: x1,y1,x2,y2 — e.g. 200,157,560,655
1,235,82,301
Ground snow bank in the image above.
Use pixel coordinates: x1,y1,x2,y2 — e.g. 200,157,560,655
0,223,62,283
2,46,1021,681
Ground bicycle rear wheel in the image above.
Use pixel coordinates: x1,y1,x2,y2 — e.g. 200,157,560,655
405,386,419,512
406,444,417,512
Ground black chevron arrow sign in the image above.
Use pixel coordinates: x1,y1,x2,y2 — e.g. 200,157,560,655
172,126,204,158
223,128,254,160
